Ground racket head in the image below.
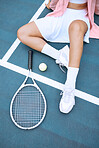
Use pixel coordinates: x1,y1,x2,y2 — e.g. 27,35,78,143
10,84,47,130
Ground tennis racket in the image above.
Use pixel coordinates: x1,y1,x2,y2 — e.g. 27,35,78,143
10,50,47,130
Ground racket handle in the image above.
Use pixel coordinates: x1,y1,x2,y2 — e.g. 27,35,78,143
28,50,33,70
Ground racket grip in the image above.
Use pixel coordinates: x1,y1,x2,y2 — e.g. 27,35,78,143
28,50,33,70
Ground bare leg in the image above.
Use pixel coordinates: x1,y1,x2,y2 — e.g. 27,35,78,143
65,20,88,89
68,20,88,68
17,21,46,52
59,20,88,114
17,21,69,63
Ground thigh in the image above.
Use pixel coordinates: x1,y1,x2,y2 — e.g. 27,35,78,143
18,21,44,38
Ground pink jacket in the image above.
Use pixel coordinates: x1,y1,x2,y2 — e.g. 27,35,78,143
46,0,99,39
95,0,99,15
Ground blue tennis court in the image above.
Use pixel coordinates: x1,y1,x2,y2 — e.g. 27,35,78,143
0,0,99,148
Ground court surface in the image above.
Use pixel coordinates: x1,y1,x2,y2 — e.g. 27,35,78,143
0,0,99,148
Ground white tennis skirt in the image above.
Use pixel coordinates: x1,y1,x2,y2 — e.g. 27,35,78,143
34,8,90,43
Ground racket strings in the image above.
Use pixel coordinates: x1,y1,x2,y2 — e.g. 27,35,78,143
12,86,45,128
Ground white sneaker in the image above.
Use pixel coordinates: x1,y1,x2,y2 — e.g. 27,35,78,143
56,45,69,69
59,88,75,114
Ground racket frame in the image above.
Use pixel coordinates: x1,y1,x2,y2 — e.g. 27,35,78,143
10,68,47,130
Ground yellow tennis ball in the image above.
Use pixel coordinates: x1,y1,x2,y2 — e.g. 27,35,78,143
39,63,47,71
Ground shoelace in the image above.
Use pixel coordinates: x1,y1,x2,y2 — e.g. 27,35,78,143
60,89,75,103
60,89,75,96
56,59,68,73
59,64,66,73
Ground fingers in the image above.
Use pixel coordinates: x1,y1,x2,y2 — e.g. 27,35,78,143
45,4,50,9
45,0,51,9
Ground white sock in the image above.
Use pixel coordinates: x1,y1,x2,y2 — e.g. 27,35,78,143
65,67,79,89
41,43,60,59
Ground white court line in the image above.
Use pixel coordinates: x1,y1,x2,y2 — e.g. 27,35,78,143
2,0,49,62
0,59,99,106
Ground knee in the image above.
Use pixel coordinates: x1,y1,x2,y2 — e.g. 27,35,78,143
17,26,26,43
69,21,84,35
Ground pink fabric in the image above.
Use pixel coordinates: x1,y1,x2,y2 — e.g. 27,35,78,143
95,0,99,15
46,0,99,39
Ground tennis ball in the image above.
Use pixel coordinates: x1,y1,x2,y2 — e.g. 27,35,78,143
39,63,47,71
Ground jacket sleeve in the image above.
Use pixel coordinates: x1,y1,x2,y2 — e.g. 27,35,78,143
95,0,99,15
49,0,59,10
90,23,99,39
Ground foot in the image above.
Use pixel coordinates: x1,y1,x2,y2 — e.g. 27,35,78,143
56,45,69,69
59,88,75,114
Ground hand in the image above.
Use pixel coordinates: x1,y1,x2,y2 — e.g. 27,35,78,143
45,0,51,9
